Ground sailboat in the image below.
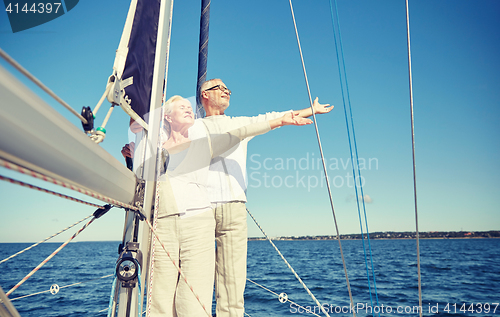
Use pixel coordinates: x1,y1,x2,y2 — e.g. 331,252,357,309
1,0,172,314
0,0,413,313
1,0,498,316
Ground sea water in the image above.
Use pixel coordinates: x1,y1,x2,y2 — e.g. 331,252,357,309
245,239,500,316
0,238,498,316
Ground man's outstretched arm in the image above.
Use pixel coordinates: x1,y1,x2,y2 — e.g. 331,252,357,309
294,97,333,118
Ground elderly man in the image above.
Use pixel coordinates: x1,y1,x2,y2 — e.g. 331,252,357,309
199,78,332,317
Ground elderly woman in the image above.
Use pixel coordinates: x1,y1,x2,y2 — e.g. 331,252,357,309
149,95,311,316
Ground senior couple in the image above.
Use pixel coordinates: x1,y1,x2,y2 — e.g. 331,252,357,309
124,78,333,316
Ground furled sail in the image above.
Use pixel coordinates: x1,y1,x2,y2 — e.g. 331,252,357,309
195,0,210,118
110,0,162,122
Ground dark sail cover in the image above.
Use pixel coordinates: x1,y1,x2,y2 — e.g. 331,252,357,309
122,0,161,120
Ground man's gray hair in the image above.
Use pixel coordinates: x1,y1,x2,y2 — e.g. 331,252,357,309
198,78,221,104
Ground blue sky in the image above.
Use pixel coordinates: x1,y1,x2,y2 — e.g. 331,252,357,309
0,0,498,242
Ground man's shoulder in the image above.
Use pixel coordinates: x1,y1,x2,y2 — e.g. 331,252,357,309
188,119,207,139
202,114,268,122
201,114,254,132
202,114,253,125
201,114,246,120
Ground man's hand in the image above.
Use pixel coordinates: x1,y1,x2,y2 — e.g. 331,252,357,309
312,97,333,114
294,97,333,118
270,112,312,129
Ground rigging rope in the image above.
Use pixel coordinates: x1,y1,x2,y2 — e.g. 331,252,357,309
139,214,212,317
146,103,167,317
287,1,356,315
0,158,139,211
145,48,212,315
8,274,113,301
107,276,118,317
246,279,322,317
0,174,106,210
247,208,330,317
5,216,98,297
328,0,380,314
92,82,113,117
0,48,88,124
405,1,423,315
0,213,93,265
137,266,143,317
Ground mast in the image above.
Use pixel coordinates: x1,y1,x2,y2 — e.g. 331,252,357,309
109,0,174,316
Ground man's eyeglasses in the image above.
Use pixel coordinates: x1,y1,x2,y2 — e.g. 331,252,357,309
204,84,232,95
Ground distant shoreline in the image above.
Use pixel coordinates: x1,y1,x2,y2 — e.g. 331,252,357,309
248,230,500,241
2,231,498,244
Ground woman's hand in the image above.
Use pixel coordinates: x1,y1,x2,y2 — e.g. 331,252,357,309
121,142,135,158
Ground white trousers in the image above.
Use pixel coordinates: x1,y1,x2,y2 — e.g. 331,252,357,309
149,210,215,317
214,202,248,317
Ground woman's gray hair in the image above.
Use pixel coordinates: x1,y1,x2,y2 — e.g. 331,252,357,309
163,95,187,137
